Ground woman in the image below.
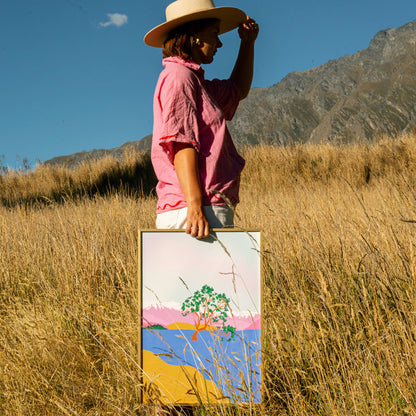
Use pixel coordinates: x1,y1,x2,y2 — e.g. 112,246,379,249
144,0,259,239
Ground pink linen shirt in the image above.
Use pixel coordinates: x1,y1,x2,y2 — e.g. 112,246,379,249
151,57,245,214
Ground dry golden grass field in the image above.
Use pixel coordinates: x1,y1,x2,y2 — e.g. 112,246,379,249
1,134,416,415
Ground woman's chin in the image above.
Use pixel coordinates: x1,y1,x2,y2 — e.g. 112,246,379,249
203,56,214,64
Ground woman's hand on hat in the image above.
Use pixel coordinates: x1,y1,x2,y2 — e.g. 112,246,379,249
238,17,259,43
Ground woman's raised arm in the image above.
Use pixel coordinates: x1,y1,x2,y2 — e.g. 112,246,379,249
230,17,259,99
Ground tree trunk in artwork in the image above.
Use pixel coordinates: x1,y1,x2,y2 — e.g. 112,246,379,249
191,322,208,341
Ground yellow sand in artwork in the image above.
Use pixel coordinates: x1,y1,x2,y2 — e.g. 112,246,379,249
166,322,217,331
142,350,230,405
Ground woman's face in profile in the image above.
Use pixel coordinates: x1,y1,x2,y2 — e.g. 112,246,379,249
193,20,223,64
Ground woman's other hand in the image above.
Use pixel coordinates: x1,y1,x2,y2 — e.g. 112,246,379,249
238,17,259,43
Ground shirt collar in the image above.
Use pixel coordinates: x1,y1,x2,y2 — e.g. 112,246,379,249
162,56,205,78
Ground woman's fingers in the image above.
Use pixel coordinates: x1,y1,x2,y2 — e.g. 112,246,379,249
188,222,209,239
186,208,210,239
239,16,259,41
199,219,210,239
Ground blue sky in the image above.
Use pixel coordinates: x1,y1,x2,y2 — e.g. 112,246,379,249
1,0,415,169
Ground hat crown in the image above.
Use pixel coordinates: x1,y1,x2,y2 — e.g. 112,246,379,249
144,0,245,47
166,0,217,22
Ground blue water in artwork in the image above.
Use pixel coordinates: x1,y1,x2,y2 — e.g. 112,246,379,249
143,329,261,403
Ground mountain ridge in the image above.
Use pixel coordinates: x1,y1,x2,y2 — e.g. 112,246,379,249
44,20,416,168
228,19,416,146
142,305,260,331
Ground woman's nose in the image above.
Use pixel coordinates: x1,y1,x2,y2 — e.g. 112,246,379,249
217,38,223,48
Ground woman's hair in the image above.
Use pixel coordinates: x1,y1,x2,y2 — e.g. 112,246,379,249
162,18,219,59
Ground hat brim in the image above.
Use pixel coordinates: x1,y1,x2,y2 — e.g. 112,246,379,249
144,7,246,47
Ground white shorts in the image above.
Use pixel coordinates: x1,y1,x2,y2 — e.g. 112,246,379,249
156,205,234,229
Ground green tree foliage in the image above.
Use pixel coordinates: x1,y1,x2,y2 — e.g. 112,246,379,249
181,285,235,341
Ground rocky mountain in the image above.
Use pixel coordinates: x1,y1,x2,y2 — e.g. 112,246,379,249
43,135,152,168
44,20,416,168
229,19,416,146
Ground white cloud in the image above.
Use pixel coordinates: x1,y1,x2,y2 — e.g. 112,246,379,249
99,13,128,28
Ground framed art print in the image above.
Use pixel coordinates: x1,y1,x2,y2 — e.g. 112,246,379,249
138,229,262,405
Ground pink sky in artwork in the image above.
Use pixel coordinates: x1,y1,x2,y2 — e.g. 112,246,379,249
143,305,261,331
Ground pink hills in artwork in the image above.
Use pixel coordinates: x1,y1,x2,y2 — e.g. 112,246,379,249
143,304,260,331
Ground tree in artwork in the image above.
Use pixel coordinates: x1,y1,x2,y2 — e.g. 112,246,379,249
181,284,235,341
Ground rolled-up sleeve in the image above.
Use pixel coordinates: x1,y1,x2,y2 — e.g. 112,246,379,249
156,73,201,163
204,78,241,121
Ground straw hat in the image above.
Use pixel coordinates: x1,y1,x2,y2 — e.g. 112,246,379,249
144,0,246,47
